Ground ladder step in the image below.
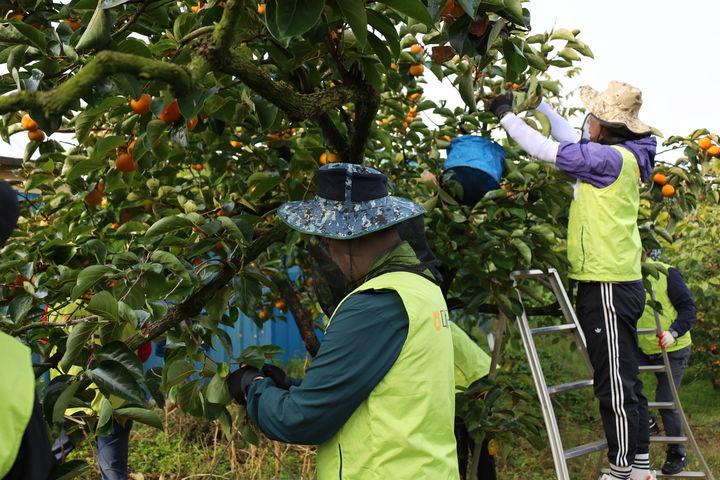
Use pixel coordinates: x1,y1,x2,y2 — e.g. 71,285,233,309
530,324,577,335
510,269,550,280
548,379,593,395
564,439,607,459
602,469,706,478
638,327,658,335
640,365,666,372
648,401,676,409
651,435,688,443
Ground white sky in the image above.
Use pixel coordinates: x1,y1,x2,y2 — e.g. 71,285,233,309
3,2,717,159
425,0,719,157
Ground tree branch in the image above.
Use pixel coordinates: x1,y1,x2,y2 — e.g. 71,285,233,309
270,275,320,357
0,51,193,116
124,224,289,349
347,83,380,164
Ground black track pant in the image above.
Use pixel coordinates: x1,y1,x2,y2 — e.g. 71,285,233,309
576,281,649,468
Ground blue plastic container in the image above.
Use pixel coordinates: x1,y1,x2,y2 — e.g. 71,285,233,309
443,135,507,206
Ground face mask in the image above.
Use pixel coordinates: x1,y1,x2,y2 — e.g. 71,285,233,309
306,238,351,318
581,114,593,141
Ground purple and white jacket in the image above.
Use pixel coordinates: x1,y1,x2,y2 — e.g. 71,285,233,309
499,101,656,189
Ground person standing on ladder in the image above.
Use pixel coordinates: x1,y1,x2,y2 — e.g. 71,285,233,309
638,251,696,475
489,81,657,480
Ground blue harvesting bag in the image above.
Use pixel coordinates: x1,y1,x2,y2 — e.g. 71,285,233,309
443,135,507,206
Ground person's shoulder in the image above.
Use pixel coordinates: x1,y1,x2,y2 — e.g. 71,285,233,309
343,289,404,311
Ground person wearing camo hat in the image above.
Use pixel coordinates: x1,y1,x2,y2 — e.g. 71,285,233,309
226,163,460,479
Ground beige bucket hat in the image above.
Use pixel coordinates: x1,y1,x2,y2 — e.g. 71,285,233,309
579,81,651,134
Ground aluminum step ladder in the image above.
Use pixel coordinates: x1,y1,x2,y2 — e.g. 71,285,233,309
500,268,715,480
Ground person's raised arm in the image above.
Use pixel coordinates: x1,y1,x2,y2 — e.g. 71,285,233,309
536,100,581,143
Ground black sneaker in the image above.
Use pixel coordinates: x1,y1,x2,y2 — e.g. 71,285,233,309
662,452,688,475
648,416,660,436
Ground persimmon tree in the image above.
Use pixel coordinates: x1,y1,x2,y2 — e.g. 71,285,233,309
0,0,717,473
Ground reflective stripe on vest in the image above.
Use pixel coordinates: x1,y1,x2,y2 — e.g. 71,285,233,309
317,271,459,480
637,260,692,355
567,146,642,282
0,332,35,478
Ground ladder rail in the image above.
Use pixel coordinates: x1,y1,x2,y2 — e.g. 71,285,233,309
649,288,715,480
515,305,571,480
505,270,715,480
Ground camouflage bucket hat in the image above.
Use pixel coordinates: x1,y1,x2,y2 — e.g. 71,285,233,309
278,163,425,239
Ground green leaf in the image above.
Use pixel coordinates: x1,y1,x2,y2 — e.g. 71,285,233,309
232,275,263,317
457,70,476,112
9,294,33,324
367,32,391,70
52,459,91,480
500,0,525,25
96,397,114,436
96,341,145,380
252,97,279,130
113,407,163,430
207,286,232,322
456,0,480,17
59,322,98,372
336,0,368,46
88,360,147,405
206,372,231,405
145,215,194,240
558,47,580,62
367,9,400,60
65,157,107,183
511,238,532,263
178,87,219,121
90,135,125,162
71,265,113,298
75,7,112,50
502,38,527,81
272,0,324,38
8,18,47,51
151,250,191,282
485,18,505,50
164,359,195,390
99,0,132,8
52,381,83,424
86,290,119,321
379,0,433,26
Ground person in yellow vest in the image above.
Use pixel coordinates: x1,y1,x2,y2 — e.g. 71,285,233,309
451,321,496,480
637,253,696,475
490,82,657,480
0,179,56,480
227,163,459,479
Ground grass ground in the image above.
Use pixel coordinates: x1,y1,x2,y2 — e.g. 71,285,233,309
67,331,719,479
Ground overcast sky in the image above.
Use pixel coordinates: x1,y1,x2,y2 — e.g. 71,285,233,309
426,0,719,156
3,2,717,159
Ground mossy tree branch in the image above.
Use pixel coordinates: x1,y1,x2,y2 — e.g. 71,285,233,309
0,51,192,116
124,224,290,350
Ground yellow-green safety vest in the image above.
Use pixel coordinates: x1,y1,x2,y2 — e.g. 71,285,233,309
637,260,692,355
450,322,491,392
567,146,642,282
316,271,459,480
0,332,35,478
